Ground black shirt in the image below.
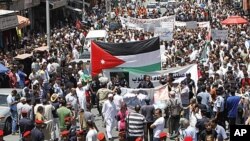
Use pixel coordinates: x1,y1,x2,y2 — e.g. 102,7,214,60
51,101,60,118
196,116,209,133
137,81,154,88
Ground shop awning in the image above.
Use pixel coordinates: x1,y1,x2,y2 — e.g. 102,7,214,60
14,53,33,60
17,15,30,29
221,16,248,25
33,46,49,52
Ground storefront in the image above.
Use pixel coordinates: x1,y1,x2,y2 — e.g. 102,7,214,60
0,10,19,52
0,10,30,52
9,0,40,30
33,0,68,33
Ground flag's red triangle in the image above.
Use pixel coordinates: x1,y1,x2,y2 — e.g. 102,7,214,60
91,41,125,76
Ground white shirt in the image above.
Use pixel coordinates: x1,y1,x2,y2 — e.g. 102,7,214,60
213,95,224,112
180,86,190,105
65,93,78,110
189,111,202,127
7,94,15,107
77,86,88,110
44,104,54,120
152,117,165,138
72,48,79,59
86,129,97,141
113,94,123,111
215,124,227,141
184,126,197,141
102,100,117,121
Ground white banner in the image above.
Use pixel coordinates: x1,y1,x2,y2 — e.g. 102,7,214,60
154,27,173,41
103,64,198,89
186,21,198,29
119,84,170,110
211,29,228,40
120,15,175,31
175,21,210,29
161,22,174,30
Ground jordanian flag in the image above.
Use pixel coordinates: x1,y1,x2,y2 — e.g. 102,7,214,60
91,37,161,76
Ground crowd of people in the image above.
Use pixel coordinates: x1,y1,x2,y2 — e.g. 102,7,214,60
1,0,250,141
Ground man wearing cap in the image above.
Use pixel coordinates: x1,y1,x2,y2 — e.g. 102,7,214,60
61,130,70,141
23,131,31,141
51,93,60,140
17,97,26,119
102,93,117,140
159,132,167,141
76,81,88,111
31,120,45,141
0,130,4,141
141,97,155,141
19,109,34,139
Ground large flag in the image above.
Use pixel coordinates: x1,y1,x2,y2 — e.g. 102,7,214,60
91,37,161,76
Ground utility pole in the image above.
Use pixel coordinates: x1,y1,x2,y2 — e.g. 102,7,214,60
82,0,85,21
46,0,50,50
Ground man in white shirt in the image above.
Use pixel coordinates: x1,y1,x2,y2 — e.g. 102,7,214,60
65,88,78,113
150,109,165,141
213,87,225,128
102,93,117,140
179,118,197,141
211,119,228,141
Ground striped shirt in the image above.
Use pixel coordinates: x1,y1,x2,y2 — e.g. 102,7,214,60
126,112,146,137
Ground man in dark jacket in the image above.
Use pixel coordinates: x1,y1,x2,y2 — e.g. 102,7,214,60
19,110,34,137
137,75,154,88
31,120,45,141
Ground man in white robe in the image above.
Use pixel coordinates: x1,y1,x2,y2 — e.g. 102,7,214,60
102,93,117,140
42,99,54,140
76,82,87,111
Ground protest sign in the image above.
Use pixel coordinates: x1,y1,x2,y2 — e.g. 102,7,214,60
154,27,173,41
211,29,228,40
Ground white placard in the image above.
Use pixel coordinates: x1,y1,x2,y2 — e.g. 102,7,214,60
211,29,228,40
